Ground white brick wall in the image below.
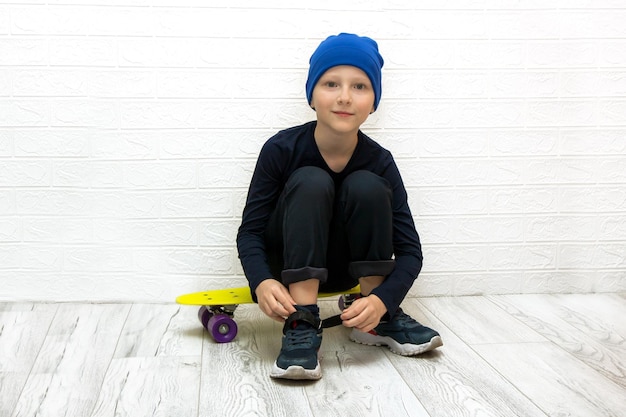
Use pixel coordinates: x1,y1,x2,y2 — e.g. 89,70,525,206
1,1,625,301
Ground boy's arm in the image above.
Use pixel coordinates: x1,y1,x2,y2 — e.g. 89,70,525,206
236,142,282,297
370,158,423,316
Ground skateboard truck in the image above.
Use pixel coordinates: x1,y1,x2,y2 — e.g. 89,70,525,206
198,305,239,343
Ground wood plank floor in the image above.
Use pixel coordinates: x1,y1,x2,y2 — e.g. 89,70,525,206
1,294,625,417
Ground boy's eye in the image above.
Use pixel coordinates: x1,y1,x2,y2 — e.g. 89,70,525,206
325,81,338,87
354,83,367,90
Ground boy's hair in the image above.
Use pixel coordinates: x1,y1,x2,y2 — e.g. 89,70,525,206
305,33,384,111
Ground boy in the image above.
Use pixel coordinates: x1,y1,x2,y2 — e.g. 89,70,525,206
237,33,442,380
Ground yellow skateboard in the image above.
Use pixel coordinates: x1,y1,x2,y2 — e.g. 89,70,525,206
176,285,361,343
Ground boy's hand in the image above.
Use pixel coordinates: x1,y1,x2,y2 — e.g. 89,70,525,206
255,279,297,323
340,294,387,333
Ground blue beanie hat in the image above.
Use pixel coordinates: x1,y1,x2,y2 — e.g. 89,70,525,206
306,33,384,111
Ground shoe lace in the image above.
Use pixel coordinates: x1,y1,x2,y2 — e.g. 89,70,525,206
284,327,317,347
392,309,421,328
282,310,320,347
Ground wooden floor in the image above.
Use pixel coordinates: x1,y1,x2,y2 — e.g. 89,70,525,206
1,294,625,417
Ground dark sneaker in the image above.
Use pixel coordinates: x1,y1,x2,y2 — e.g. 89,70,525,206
350,308,442,356
270,307,323,380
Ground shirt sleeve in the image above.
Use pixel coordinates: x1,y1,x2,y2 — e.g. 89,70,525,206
369,155,423,316
236,140,283,294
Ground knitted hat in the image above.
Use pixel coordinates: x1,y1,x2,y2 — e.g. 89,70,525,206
306,33,384,110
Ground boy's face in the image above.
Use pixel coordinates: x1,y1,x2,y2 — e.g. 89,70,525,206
310,65,375,137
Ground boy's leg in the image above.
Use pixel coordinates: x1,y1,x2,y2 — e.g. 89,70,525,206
266,166,332,380
322,171,395,292
339,170,442,356
358,275,384,295
340,170,395,279
289,278,320,305
266,166,334,286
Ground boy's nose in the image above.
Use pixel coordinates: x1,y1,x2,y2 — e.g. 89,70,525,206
337,87,352,104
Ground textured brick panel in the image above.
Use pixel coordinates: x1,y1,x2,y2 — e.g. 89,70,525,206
0,3,624,301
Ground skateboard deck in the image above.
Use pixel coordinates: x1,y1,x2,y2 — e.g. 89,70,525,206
176,285,361,343
176,286,254,306
176,285,360,306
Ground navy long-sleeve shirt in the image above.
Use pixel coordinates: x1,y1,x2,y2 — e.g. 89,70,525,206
236,121,423,316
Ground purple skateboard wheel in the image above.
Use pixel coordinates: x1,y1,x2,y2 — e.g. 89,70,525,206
207,314,238,343
339,293,359,310
198,306,212,329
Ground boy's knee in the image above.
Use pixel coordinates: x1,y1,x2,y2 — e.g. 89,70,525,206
286,166,334,200
342,170,391,204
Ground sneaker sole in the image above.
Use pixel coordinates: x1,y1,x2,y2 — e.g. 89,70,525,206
350,331,443,356
270,362,322,380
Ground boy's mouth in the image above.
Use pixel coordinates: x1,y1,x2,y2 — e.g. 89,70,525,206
333,111,353,117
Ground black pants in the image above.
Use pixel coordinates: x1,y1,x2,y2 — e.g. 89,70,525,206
265,166,395,292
